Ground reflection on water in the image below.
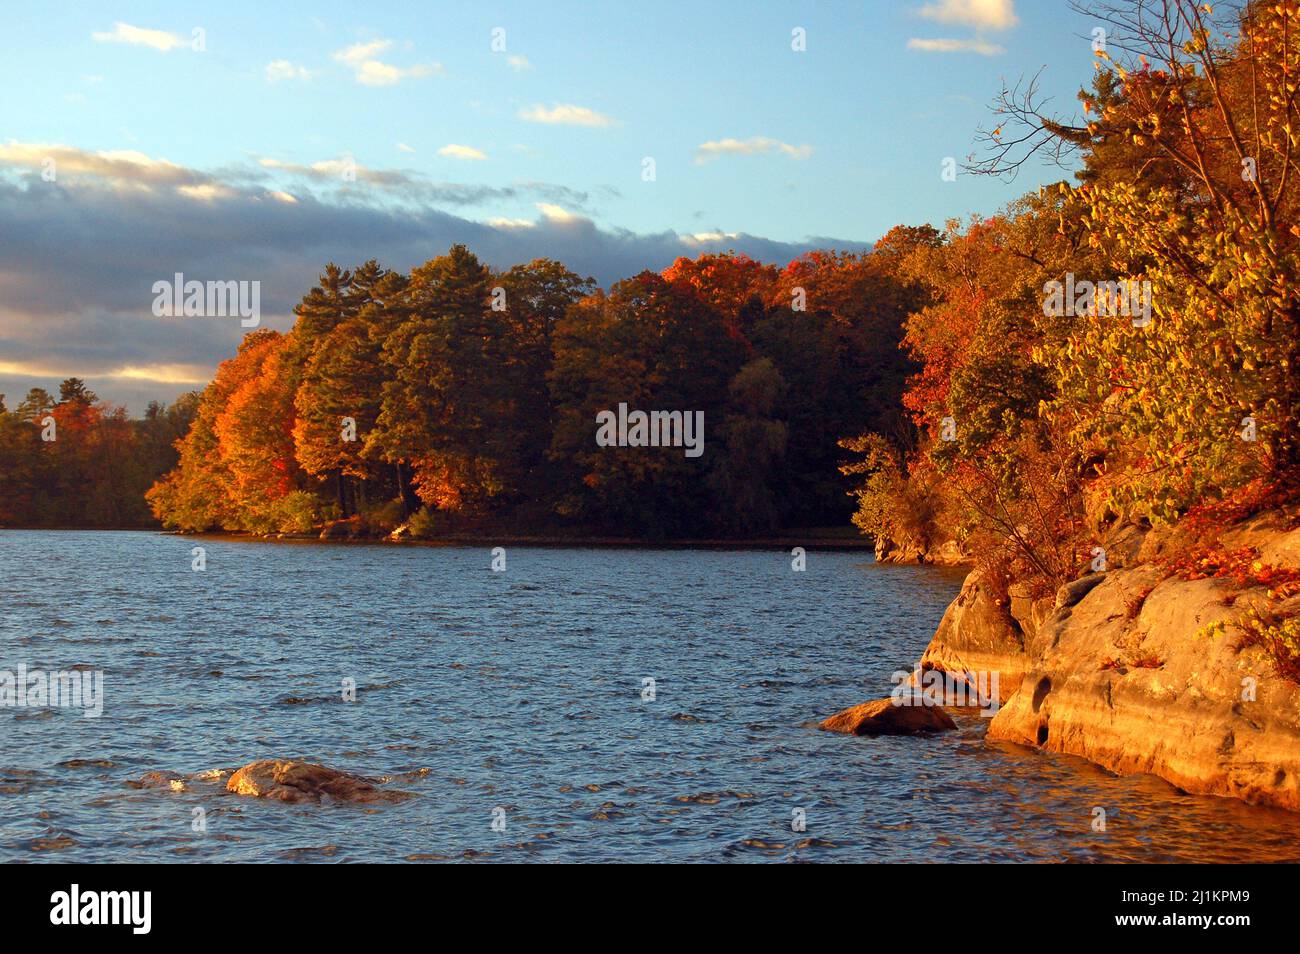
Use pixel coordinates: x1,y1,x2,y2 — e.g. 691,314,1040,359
1,530,1296,862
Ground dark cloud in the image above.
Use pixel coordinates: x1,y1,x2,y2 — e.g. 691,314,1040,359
0,161,870,412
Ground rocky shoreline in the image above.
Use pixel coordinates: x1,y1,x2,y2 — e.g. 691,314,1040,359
843,511,1300,812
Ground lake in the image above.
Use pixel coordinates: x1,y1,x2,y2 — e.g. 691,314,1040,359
2,529,1297,862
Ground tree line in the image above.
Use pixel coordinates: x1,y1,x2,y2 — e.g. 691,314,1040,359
0,379,196,527
142,234,936,538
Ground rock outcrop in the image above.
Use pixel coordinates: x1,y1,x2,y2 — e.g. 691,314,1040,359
225,760,413,804
915,569,1042,702
917,511,1300,811
874,533,968,566
819,697,956,735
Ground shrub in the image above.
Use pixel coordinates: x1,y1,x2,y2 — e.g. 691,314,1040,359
406,506,440,540
1239,610,1300,684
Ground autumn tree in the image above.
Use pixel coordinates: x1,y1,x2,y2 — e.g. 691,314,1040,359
1030,1,1300,519
549,271,744,535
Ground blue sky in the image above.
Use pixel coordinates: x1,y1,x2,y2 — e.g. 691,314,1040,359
0,0,1098,409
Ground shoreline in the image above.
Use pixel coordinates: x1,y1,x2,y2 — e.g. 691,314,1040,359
0,525,882,552
895,510,1300,813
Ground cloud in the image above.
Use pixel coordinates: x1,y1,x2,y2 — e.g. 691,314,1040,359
0,142,612,212
0,144,866,411
265,60,312,83
681,231,741,245
917,0,1017,29
0,359,207,386
91,22,189,52
257,156,422,190
0,141,205,190
518,103,616,127
396,142,416,153
176,183,236,202
536,202,584,223
437,144,488,161
910,0,1014,55
506,54,533,72
694,137,813,164
906,37,1004,55
333,39,441,86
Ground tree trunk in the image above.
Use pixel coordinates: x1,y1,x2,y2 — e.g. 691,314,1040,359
396,463,411,518
396,462,420,516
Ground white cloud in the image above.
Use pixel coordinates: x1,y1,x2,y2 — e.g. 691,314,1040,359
91,22,189,52
176,183,235,202
396,142,416,153
260,156,355,177
0,141,195,189
906,37,1004,55
536,202,584,223
335,38,392,65
488,217,535,229
506,54,533,72
265,60,312,83
694,136,813,164
111,364,213,385
437,144,488,161
917,0,1017,29
518,103,616,127
333,39,440,86
0,360,212,386
911,0,1014,55
681,231,741,246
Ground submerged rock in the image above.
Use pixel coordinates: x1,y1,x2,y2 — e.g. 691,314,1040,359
225,759,414,804
127,770,187,790
819,697,956,736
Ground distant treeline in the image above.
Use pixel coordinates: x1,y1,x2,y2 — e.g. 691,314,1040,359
138,232,938,538
0,380,196,527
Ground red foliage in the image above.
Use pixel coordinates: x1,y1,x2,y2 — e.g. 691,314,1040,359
1165,544,1300,596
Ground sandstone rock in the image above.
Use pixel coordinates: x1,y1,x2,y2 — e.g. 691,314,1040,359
909,509,1300,811
874,533,968,566
1102,520,1150,569
986,562,1300,811
1007,581,1055,643
819,697,956,736
874,534,925,564
916,568,1031,701
1055,572,1106,610
225,760,413,804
